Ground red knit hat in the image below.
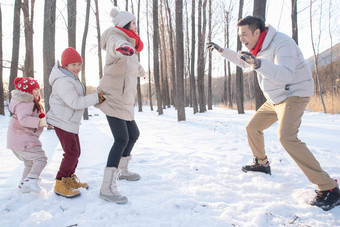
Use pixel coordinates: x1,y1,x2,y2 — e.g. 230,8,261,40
61,47,83,67
14,77,40,94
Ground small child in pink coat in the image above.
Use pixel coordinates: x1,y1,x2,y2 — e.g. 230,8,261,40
7,77,48,193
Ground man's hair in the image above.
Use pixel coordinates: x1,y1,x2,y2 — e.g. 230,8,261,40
237,16,266,33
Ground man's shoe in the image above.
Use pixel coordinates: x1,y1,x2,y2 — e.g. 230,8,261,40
309,187,340,211
69,174,89,189
242,158,271,175
54,177,81,198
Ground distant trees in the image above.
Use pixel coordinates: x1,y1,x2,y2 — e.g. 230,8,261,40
0,3,3,115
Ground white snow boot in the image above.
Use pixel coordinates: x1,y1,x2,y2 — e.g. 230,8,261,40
99,167,128,204
118,156,141,181
21,178,42,193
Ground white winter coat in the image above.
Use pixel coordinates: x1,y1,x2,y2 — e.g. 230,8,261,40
46,61,99,134
221,24,314,104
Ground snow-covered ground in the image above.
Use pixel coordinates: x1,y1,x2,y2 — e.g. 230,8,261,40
0,106,339,226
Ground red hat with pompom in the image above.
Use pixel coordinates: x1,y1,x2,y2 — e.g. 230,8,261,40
14,77,40,94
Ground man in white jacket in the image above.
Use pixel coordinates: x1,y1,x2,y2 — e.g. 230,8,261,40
207,16,339,211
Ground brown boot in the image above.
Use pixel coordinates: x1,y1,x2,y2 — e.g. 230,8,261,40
69,174,89,189
54,177,80,198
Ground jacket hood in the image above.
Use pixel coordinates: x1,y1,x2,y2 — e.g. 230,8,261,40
101,27,133,51
261,25,276,52
9,90,34,113
49,61,77,86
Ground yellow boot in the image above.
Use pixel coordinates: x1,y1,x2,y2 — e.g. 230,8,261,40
69,174,89,189
54,177,80,198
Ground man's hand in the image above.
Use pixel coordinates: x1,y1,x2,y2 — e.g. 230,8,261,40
238,51,261,69
116,46,134,56
206,42,224,53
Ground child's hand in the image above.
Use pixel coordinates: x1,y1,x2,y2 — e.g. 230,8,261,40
98,92,105,103
39,118,47,127
116,46,134,56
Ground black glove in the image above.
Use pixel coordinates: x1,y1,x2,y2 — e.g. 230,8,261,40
238,51,261,69
206,42,224,53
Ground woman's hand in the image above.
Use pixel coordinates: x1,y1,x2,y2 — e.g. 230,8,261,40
116,46,134,56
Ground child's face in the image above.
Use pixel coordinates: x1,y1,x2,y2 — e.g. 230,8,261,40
129,20,137,32
32,88,40,100
65,63,82,76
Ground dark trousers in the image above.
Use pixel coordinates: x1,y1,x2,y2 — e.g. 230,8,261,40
106,116,140,168
54,127,81,179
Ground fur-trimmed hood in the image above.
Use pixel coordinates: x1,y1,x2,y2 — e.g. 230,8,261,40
11,89,34,102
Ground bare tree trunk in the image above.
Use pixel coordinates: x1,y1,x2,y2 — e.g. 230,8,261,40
175,0,186,121
22,0,35,78
126,0,129,11
225,10,232,108
136,0,143,112
236,0,244,114
190,0,198,113
253,0,267,110
309,0,326,113
197,0,207,113
67,0,76,48
112,0,117,6
328,0,334,95
9,0,22,102
43,0,56,112
185,0,190,107
291,0,298,45
146,0,153,110
94,0,103,79
165,0,176,108
207,0,212,110
153,0,163,114
81,0,91,120
0,3,4,115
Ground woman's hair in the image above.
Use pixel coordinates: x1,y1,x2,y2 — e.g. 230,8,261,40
33,101,44,113
237,16,266,33
123,22,131,30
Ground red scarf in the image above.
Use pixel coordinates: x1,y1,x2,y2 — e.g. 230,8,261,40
250,29,267,57
116,26,144,53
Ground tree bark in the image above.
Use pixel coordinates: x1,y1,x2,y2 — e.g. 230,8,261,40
153,0,163,114
146,0,153,110
207,0,212,110
67,0,76,48
190,0,198,113
94,0,103,79
253,0,267,110
291,0,298,45
236,0,244,114
21,0,35,78
9,0,22,102
175,0,186,121
81,0,91,120
136,0,143,112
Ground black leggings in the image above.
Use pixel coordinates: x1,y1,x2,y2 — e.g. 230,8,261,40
106,116,140,167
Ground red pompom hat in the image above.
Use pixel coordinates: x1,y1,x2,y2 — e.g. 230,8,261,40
61,47,83,68
14,77,45,118
14,77,40,94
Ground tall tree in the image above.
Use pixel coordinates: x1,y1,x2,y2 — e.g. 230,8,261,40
190,0,198,113
291,0,298,45
94,0,103,79
309,0,326,113
207,0,212,110
136,0,143,112
67,0,77,48
224,10,233,108
0,3,4,115
175,0,185,121
196,0,207,113
146,0,153,110
9,0,21,102
252,0,266,110
153,0,163,114
81,0,91,120
21,0,35,78
165,0,176,108
43,0,56,112
235,0,244,114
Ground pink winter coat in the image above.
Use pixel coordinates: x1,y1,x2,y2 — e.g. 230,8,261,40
7,90,43,151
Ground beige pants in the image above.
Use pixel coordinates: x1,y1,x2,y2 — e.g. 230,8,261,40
246,96,337,191
12,146,47,183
